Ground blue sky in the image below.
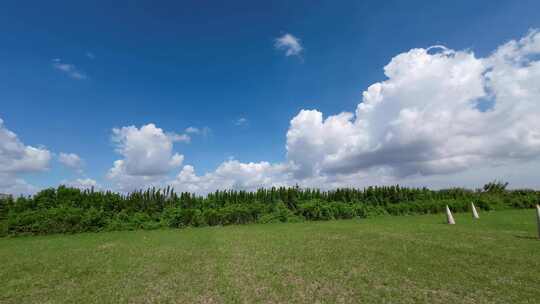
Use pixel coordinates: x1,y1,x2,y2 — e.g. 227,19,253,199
1,0,540,194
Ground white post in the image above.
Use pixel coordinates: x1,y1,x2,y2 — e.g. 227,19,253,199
446,205,455,225
536,205,540,239
471,202,479,219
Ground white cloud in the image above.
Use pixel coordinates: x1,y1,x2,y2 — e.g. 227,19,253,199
0,175,38,196
285,29,540,181
52,58,87,79
168,133,191,143
185,126,211,136
0,118,51,195
106,30,540,194
168,161,293,194
235,117,248,126
165,30,540,193
107,123,185,192
58,152,83,173
63,178,99,190
0,119,51,173
86,52,95,59
275,33,303,57
185,127,200,134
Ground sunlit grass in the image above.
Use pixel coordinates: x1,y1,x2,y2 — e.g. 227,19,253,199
1,209,539,303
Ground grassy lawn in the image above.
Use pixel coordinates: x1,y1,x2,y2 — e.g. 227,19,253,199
1,209,539,303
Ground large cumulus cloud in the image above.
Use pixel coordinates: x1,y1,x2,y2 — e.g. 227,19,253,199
0,118,51,194
286,30,540,180
169,161,293,194
107,123,185,191
117,30,540,193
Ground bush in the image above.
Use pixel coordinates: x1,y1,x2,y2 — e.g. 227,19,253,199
3,184,538,236
298,200,335,221
130,212,159,229
81,207,107,232
201,209,221,226
162,208,203,228
0,220,7,237
476,195,506,211
258,202,303,223
218,204,257,225
502,191,538,209
7,206,86,235
330,202,356,219
354,204,388,218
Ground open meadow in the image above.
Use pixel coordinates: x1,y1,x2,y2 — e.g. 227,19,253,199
3,2,540,303
1,209,539,304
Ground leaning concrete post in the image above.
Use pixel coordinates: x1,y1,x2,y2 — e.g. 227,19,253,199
446,205,455,225
536,205,540,239
471,202,479,219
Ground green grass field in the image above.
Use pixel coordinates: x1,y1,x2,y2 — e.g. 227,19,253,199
1,209,539,304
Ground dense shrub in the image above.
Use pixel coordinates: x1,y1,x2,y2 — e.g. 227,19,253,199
258,202,303,224
201,209,221,226
353,204,388,218
81,207,107,232
105,211,161,231
218,204,259,225
162,208,203,228
7,206,86,235
0,221,7,237
0,183,537,236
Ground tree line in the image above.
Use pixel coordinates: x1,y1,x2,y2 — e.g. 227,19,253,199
0,181,538,236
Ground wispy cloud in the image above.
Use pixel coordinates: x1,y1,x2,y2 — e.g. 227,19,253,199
86,52,95,59
58,152,84,173
185,127,199,134
52,58,87,79
235,117,248,126
167,132,191,143
185,126,211,136
274,33,303,57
